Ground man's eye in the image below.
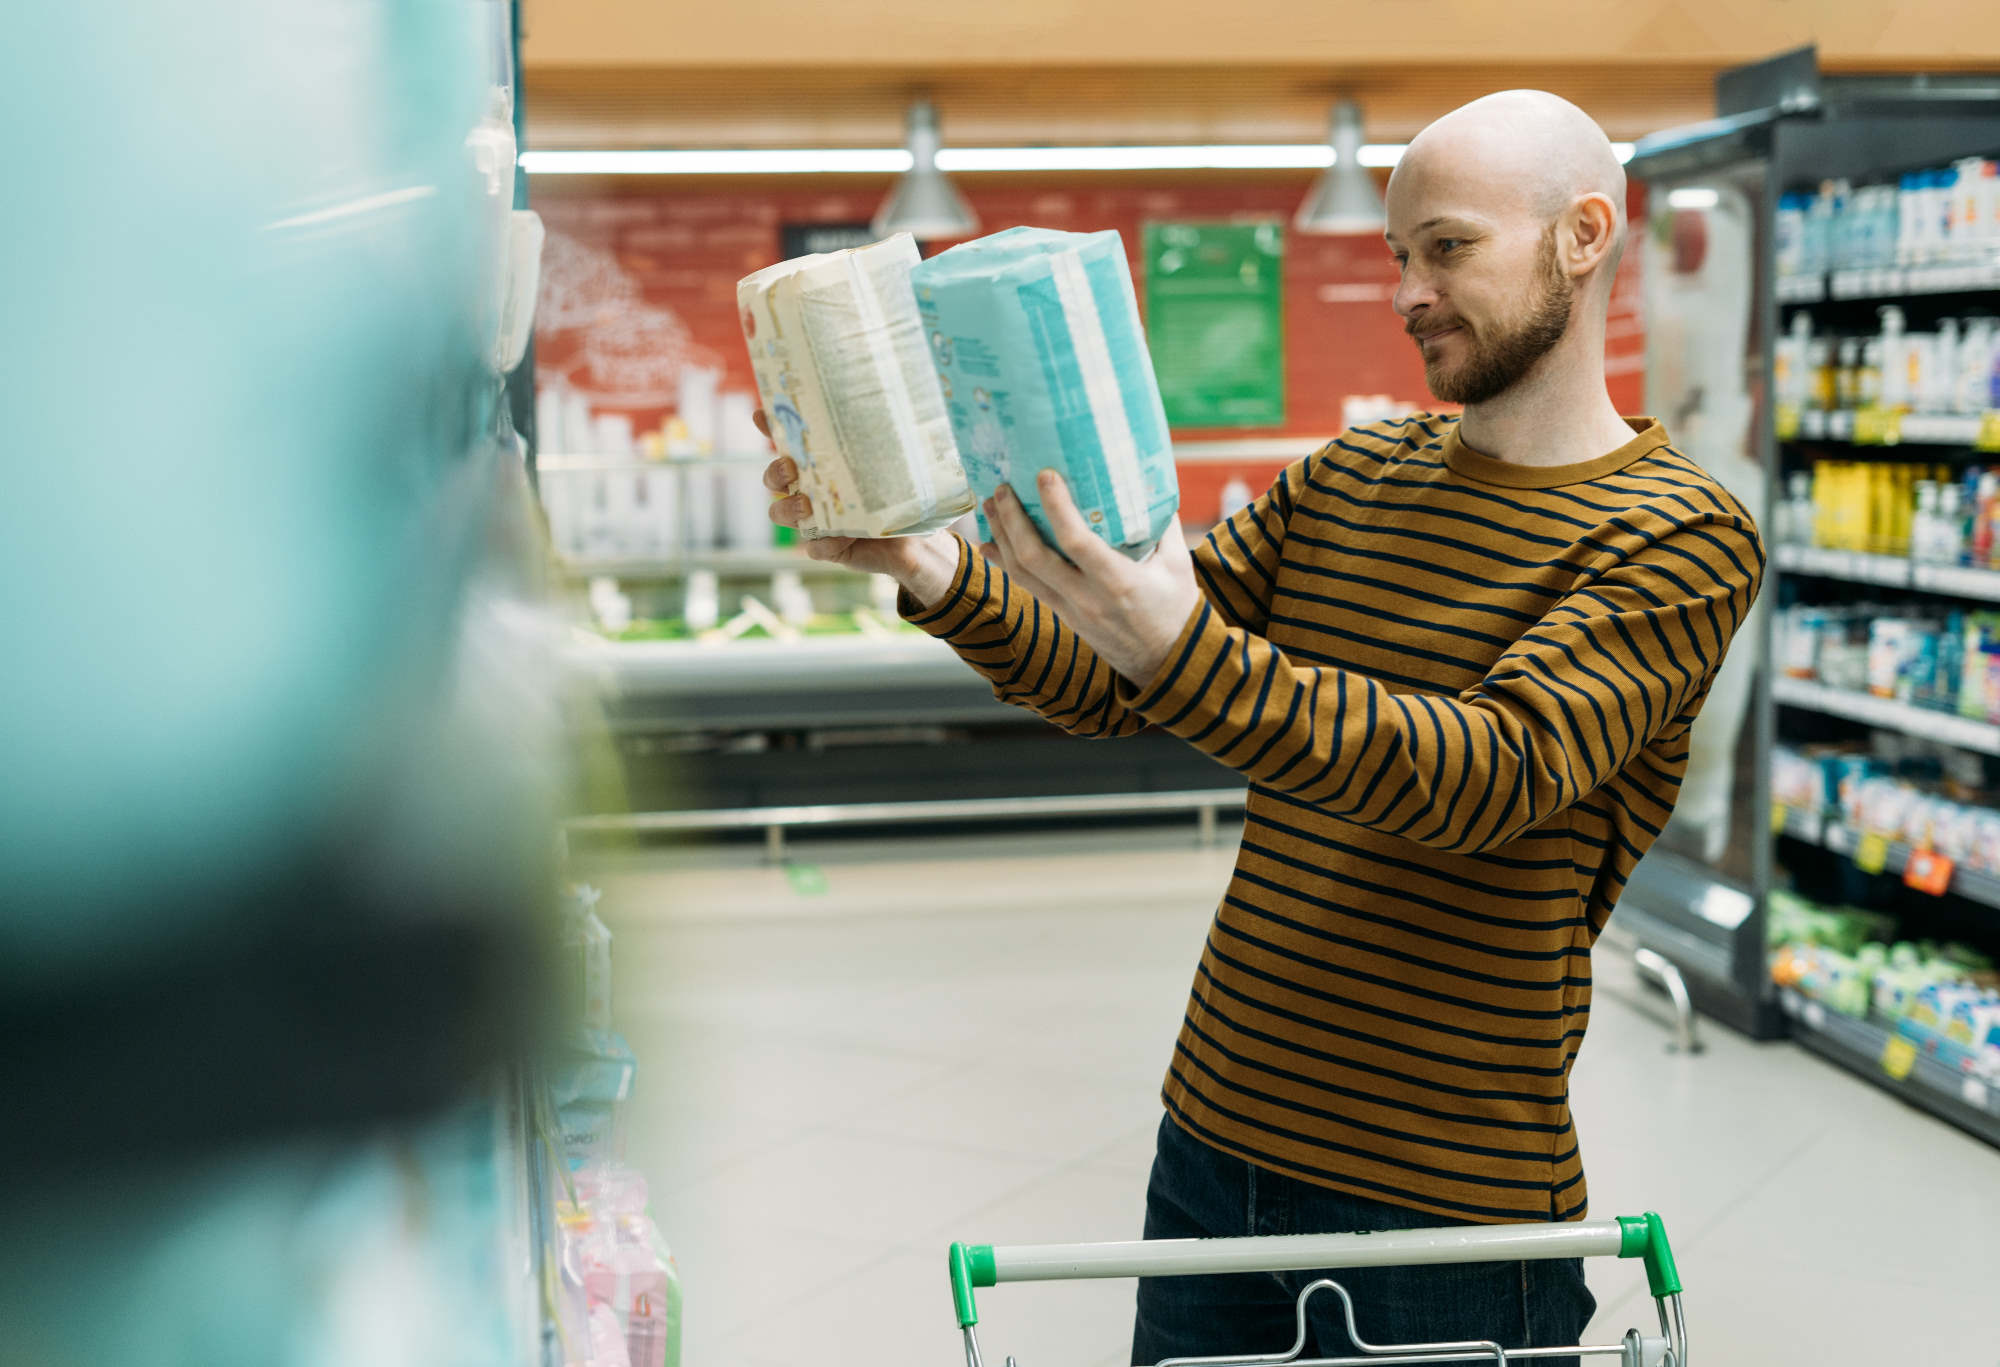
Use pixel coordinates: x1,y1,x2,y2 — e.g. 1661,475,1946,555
1436,239,1463,255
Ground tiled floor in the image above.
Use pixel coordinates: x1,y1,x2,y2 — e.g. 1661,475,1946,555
586,826,2000,1367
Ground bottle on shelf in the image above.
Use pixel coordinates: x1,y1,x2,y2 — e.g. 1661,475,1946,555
1878,306,1910,411
1809,338,1838,412
1938,481,1965,566
1976,473,2000,570
1913,480,1940,563
1835,337,1861,409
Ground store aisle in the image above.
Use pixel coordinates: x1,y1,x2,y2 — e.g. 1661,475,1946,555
586,829,2000,1367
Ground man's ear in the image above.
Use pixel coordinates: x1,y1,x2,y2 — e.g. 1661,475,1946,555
1565,192,1621,281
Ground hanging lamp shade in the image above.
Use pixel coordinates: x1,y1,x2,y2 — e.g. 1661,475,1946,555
1294,99,1384,235
872,99,979,242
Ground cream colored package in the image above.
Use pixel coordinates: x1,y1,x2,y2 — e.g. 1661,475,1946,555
737,234,974,539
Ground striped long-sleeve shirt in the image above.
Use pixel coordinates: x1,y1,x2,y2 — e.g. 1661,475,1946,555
903,413,1764,1224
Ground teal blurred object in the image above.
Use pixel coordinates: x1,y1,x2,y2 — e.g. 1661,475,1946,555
1,2,530,960
0,3,564,1362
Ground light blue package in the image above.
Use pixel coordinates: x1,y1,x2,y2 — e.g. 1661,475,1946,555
910,227,1179,559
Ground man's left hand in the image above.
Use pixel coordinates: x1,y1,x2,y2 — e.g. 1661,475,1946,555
982,471,1202,685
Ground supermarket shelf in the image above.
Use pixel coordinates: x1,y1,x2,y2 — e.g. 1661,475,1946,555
1775,805,2000,910
1778,261,2000,304
1792,408,1853,441
1792,408,1989,446
1778,988,2000,1148
540,452,768,471
1770,676,2000,754
1828,261,2000,301
558,551,858,579
1774,273,1827,304
1773,543,2000,601
1771,543,1912,587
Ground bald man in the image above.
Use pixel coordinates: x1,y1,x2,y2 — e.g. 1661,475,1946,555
761,90,1761,1365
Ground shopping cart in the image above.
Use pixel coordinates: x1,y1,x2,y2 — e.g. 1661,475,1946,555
945,1211,1687,1367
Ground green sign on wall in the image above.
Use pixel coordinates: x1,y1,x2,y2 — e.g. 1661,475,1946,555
1142,221,1285,429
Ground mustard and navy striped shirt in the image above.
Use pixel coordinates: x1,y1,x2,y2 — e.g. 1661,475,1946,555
903,413,1763,1224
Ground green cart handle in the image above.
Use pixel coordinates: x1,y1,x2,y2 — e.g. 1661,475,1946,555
949,1213,1682,1351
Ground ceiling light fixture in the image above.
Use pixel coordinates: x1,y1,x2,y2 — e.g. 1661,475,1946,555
1294,100,1385,236
871,99,979,241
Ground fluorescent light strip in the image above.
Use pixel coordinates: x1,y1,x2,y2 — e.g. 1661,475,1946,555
520,142,1636,175
1666,186,1720,210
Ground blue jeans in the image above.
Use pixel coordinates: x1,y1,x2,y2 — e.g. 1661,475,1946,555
1132,1115,1596,1366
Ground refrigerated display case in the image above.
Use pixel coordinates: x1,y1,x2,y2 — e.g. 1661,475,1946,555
1624,53,2000,1136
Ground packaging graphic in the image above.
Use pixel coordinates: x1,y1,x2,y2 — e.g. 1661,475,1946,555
736,233,974,539
910,226,1179,559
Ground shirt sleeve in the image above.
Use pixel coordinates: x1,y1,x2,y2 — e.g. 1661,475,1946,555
899,457,1306,738
1112,513,1765,852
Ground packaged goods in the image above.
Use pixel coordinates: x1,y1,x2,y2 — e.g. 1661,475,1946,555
910,226,1180,559
737,233,975,539
562,884,614,1032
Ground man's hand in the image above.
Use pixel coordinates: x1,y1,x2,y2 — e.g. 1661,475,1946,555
755,409,959,609
982,471,1202,685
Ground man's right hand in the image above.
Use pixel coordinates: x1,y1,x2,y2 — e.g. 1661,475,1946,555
755,408,961,611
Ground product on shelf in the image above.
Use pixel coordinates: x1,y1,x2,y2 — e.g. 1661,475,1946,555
559,1163,684,1367
535,372,779,564
737,232,976,540
1775,158,2000,278
1773,741,2000,868
911,225,1181,559
1775,458,2000,572
1774,305,2000,418
1777,603,2000,720
561,884,614,1032
1769,888,2000,1081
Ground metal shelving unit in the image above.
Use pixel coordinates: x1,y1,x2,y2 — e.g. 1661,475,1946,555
1777,260,2000,303
1772,543,2000,600
1778,988,2000,1147
1789,408,1993,446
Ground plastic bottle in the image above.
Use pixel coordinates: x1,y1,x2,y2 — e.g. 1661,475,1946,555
1809,338,1837,411
1932,318,1961,414
1913,480,1939,562
1958,619,1987,719
1939,482,1966,566
1797,472,1818,545
1977,473,2000,569
1859,337,1884,408
1940,611,1966,711
683,569,721,633
1836,337,1861,409
1957,318,1994,415
1879,306,1910,410
1778,311,1812,408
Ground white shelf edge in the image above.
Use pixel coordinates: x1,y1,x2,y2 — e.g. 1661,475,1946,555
1771,676,2000,755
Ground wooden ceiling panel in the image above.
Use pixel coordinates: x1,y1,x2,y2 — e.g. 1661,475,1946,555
520,63,1723,149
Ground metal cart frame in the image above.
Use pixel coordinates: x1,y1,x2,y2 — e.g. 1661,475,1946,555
946,1211,1687,1367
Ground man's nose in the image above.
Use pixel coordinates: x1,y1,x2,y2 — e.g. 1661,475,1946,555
1394,267,1438,321
1392,271,1440,325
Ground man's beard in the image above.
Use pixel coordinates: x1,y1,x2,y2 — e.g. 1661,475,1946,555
1417,228,1573,405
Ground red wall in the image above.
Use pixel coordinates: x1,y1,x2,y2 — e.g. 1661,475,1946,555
532,178,1645,514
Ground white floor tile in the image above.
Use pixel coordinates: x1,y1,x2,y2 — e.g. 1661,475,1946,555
666,1128,1055,1249
586,831,1997,1367
834,1061,1165,1164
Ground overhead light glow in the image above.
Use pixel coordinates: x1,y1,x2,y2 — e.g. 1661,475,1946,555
521,141,1642,176
1667,186,1721,210
517,149,912,175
